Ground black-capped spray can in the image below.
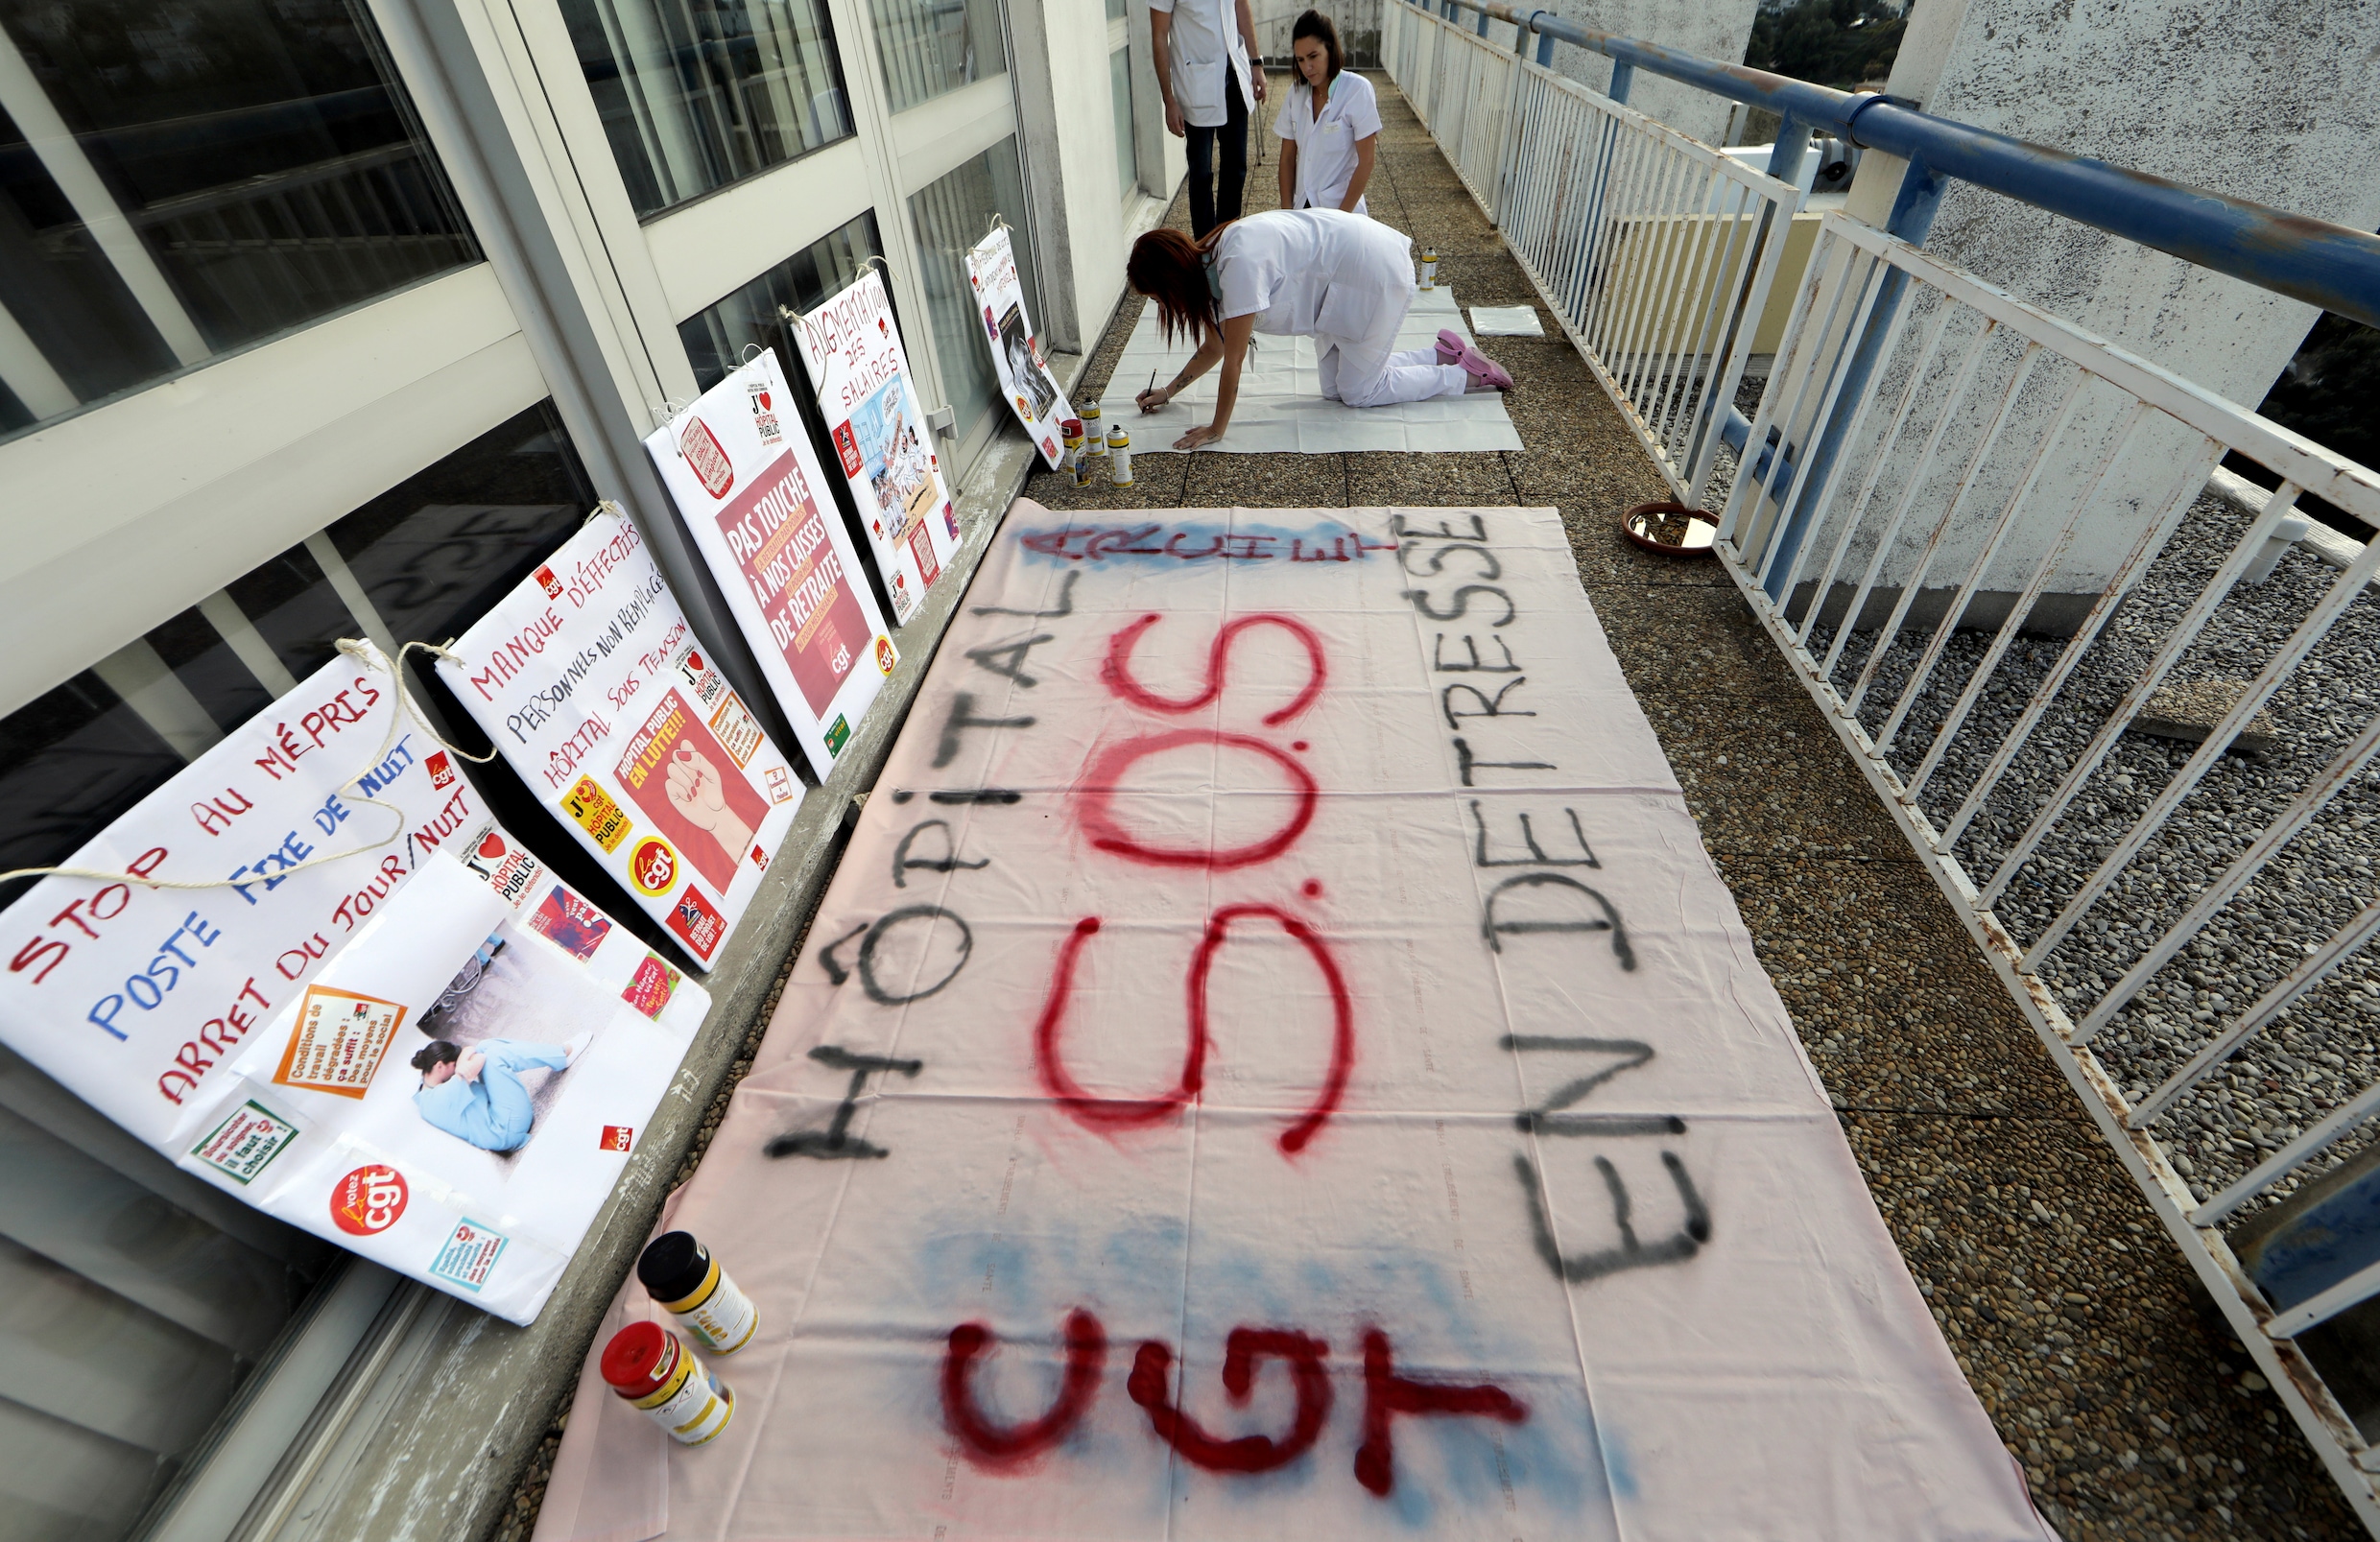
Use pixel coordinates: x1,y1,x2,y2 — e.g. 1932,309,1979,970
1419,247,1439,290
638,1231,759,1355
1107,424,1132,486
601,1321,734,1444
1082,403,1107,460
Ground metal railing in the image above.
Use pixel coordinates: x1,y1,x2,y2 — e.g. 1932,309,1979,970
1381,0,2380,1529
1385,3,1795,505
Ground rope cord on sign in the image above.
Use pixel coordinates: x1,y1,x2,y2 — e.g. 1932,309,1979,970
0,636,504,894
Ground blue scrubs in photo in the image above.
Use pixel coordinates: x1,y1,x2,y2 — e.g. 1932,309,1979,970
415,1039,567,1151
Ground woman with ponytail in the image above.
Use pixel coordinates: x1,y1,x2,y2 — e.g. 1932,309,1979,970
1274,12,1379,216
1127,211,1512,449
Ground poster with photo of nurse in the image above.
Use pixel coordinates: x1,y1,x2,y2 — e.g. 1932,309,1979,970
965,225,1069,467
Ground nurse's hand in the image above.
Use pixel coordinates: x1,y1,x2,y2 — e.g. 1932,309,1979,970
1164,97,1185,137
1175,422,1225,450
1250,67,1267,103
1136,385,1170,414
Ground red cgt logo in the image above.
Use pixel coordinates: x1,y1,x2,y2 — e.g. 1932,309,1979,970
536,565,562,599
331,1165,407,1236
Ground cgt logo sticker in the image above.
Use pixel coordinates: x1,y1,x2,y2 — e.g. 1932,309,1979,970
630,837,678,896
332,1165,408,1235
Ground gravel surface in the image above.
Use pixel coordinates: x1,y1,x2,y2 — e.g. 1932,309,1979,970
1803,486,2380,1222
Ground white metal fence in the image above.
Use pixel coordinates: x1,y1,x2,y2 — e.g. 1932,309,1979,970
1383,6,2380,1526
1383,0,1795,505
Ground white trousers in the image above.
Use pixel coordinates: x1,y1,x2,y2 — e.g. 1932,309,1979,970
1317,338,1467,408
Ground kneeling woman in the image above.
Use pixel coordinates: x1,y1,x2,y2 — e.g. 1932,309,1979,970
1129,208,1511,450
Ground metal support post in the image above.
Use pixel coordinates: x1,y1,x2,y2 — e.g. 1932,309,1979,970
1760,154,1946,602
1606,59,1633,103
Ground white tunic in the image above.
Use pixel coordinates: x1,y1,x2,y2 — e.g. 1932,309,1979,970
1212,208,1414,342
1147,0,1253,130
1273,71,1382,214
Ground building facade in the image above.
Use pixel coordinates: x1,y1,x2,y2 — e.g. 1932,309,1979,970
0,0,1180,1530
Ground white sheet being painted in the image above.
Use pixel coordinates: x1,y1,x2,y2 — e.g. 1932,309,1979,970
532,503,2049,1542
1109,287,1523,454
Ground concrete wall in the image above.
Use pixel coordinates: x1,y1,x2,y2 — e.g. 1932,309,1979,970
1543,0,1758,148
1012,0,1184,356
1830,0,2380,609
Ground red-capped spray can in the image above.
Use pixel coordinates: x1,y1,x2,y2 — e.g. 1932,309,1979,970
601,1320,734,1444
637,1230,759,1355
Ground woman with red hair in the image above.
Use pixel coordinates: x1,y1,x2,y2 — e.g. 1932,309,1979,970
1128,208,1511,450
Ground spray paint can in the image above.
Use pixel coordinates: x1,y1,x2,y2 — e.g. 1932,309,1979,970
1419,247,1439,290
600,1320,735,1444
1059,418,1083,475
1107,423,1132,486
1082,403,1107,462
1074,427,1098,486
637,1230,759,1355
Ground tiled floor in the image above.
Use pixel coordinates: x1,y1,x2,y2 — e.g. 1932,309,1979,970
1023,70,2360,1542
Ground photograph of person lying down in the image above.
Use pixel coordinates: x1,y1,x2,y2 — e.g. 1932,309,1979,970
409,924,596,1155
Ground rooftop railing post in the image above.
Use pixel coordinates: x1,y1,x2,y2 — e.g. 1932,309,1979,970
1477,6,1489,37
1766,115,1811,189
1759,154,1949,603
1535,26,1554,67
1606,59,1633,104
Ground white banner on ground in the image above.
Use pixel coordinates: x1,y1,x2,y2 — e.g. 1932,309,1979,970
437,509,805,969
790,271,961,624
0,644,706,1322
964,226,1069,468
642,354,899,781
534,502,2051,1540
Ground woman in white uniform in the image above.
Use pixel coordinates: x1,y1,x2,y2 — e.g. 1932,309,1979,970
1274,12,1378,215
1129,211,1512,450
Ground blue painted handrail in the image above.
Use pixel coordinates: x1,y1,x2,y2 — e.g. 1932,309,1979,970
1416,0,2380,331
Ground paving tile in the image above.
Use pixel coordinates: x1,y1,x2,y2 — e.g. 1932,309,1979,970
1634,688,1916,860
1715,853,2071,1116
1018,450,1193,512
1559,504,1740,591
1837,1109,2356,1541
1182,447,1349,508
1346,447,1517,507
1584,581,1807,699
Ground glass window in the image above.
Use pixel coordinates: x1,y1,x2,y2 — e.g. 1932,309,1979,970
678,211,884,391
559,0,853,218
1106,0,1126,21
870,0,1004,115
0,403,591,897
1109,45,1138,196
0,0,479,441
907,138,1035,450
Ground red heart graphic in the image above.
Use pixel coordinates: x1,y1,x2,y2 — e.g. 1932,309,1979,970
478,832,507,860
758,391,771,409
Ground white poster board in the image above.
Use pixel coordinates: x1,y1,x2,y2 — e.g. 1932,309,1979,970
207,840,707,1323
436,509,805,968
964,225,1070,468
791,270,962,624
641,354,899,781
0,646,707,1323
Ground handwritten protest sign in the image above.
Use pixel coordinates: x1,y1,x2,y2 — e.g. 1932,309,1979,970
644,352,899,779
0,645,705,1321
965,225,1069,468
436,509,804,968
792,271,961,626
533,504,2049,1538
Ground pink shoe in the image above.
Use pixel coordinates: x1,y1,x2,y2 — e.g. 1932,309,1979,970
1454,343,1513,391
1436,328,1465,365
